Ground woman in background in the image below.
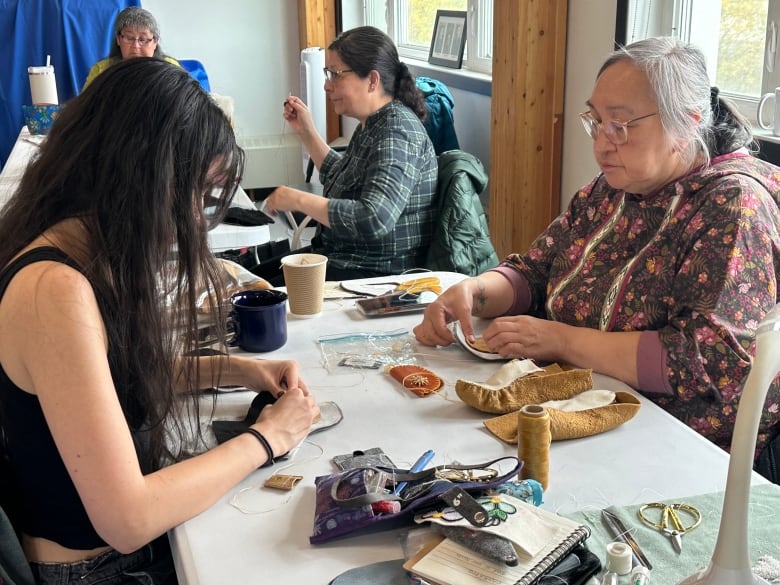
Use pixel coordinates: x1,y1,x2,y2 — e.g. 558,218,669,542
263,26,437,281
0,58,318,583
415,37,780,477
82,6,180,90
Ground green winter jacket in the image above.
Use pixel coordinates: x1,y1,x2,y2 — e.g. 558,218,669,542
426,150,499,275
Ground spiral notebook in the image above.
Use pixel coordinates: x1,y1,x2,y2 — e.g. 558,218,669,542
404,498,590,585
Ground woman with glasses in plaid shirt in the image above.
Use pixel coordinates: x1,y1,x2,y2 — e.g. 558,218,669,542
82,6,180,91
415,37,780,477
264,26,438,281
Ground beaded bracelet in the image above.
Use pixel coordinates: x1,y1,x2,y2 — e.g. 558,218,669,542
244,428,276,468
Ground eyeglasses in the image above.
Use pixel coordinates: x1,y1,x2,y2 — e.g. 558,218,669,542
322,67,354,82
205,173,242,191
118,34,156,46
579,111,658,145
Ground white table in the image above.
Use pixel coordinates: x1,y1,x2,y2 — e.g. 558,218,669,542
0,127,273,253
169,272,758,585
206,222,270,254
0,127,39,209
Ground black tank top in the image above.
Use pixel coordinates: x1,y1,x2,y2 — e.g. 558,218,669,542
0,247,107,549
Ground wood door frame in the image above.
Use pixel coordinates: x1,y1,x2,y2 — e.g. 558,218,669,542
489,1,568,257
296,0,340,143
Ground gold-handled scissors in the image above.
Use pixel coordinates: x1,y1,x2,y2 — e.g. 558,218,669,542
637,502,701,554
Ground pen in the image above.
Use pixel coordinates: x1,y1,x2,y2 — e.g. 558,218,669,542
394,449,435,495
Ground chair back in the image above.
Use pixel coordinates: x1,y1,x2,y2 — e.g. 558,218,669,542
0,505,34,585
416,77,460,155
426,150,499,275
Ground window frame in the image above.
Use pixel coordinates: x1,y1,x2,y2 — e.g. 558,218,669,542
625,0,780,124
367,0,493,75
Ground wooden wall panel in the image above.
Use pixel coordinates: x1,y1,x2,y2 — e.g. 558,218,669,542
489,0,568,258
297,0,340,142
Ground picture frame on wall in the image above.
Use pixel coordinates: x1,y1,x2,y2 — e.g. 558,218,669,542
428,10,467,69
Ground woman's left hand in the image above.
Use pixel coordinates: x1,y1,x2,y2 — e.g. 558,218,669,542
263,186,299,215
241,358,310,398
263,186,330,227
482,315,568,362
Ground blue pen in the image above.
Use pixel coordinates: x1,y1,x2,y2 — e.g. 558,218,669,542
394,449,435,495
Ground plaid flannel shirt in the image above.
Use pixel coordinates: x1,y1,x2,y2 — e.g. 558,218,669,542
319,100,437,274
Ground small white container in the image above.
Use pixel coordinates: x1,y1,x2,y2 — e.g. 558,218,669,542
28,65,58,105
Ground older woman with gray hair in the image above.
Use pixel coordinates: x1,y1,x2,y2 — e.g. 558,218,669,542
415,37,780,479
82,6,180,90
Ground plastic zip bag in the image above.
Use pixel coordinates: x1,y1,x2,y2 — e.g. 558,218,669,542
317,329,415,373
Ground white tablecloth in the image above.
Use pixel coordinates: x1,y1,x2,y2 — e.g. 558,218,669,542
169,272,755,585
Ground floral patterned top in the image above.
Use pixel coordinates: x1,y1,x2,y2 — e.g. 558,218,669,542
499,152,780,453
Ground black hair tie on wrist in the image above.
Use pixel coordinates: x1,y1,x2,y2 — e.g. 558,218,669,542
244,428,276,467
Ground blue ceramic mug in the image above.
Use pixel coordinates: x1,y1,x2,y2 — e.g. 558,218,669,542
228,289,288,352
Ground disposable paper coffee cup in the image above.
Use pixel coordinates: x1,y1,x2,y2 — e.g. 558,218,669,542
28,66,58,105
280,253,328,317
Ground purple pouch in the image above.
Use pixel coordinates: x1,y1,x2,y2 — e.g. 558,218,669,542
310,456,522,544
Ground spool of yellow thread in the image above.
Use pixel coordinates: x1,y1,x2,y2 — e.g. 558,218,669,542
517,404,551,490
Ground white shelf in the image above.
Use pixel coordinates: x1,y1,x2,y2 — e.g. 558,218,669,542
754,128,780,145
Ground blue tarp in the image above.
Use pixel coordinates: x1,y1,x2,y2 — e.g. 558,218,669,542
180,59,210,93
0,0,140,166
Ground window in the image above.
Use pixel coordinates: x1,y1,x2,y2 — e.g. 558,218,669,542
363,0,493,75
625,0,779,121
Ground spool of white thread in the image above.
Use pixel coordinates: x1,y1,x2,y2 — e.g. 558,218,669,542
605,541,633,575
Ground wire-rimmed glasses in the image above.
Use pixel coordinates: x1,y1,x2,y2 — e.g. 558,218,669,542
579,111,658,145
118,34,156,46
322,67,354,82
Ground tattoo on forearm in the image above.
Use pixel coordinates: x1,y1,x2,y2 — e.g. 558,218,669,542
474,277,487,314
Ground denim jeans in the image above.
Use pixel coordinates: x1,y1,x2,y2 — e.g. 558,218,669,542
29,536,177,585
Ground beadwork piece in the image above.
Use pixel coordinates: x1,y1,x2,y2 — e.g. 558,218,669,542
264,474,304,491
387,364,443,397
